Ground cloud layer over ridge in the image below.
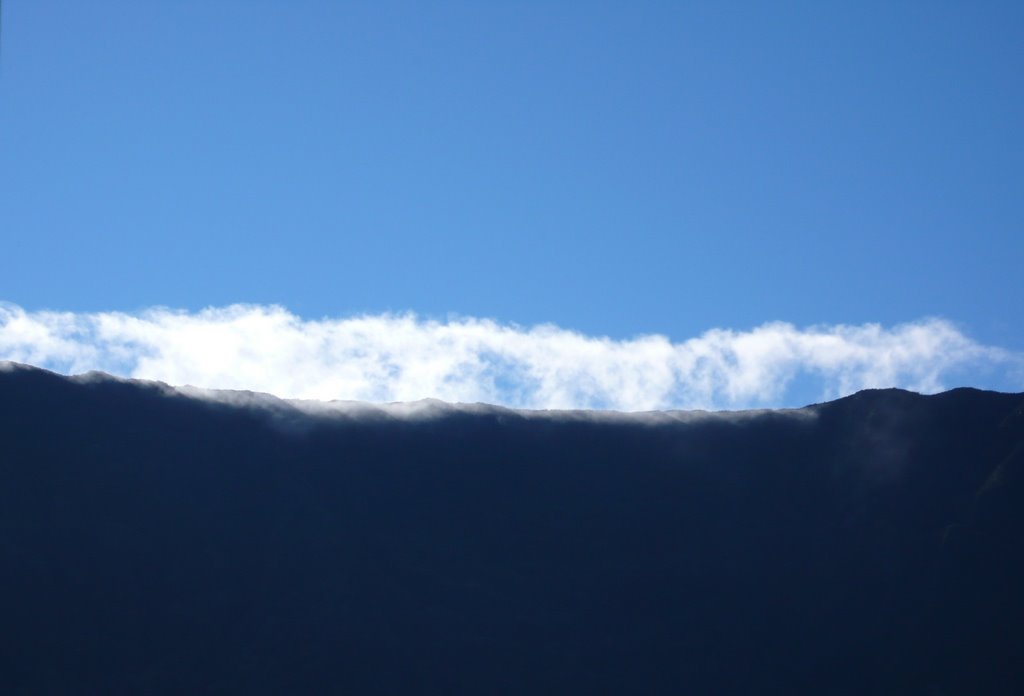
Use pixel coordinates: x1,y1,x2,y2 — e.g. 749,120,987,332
0,303,1019,410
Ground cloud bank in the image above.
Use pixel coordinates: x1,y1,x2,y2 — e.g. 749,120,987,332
0,303,1019,410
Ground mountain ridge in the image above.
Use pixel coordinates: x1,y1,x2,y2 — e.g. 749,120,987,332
3,359,1019,417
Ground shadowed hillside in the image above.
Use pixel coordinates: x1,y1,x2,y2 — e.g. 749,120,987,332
1,364,1023,694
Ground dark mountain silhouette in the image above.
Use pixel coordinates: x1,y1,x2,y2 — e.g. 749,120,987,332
1,363,1023,694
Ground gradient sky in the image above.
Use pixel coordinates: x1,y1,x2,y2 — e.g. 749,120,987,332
1,2,1022,404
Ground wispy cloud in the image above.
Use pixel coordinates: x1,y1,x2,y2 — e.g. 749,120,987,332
0,303,1019,410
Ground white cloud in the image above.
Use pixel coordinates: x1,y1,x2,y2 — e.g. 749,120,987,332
0,303,1019,410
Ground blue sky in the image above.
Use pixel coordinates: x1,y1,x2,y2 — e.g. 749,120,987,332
1,2,1022,407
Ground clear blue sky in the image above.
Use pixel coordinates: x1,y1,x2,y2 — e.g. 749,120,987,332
2,1,1022,353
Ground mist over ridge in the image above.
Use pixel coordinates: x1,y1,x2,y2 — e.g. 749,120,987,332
2,303,1021,411
3,358,1003,425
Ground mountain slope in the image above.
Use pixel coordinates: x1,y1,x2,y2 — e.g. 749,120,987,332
1,364,1022,694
